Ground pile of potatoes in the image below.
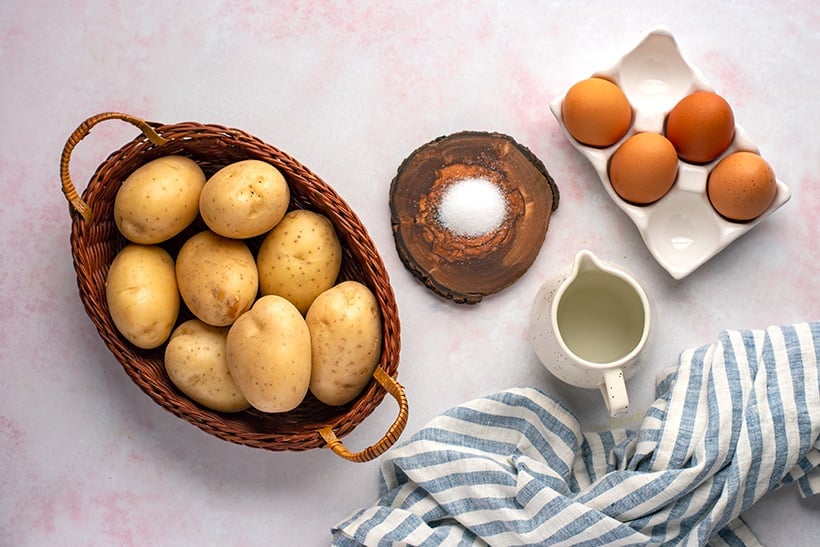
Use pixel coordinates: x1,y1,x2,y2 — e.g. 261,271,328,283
105,155,383,413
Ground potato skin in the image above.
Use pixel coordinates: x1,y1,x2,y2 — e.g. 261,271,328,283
306,281,382,406
164,320,249,413
257,209,342,314
114,155,205,244
105,245,180,349
226,295,311,413
176,231,259,327
199,159,290,239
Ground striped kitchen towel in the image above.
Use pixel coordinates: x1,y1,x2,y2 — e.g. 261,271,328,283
332,322,820,546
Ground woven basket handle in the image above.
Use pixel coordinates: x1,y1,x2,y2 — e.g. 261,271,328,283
60,112,169,223
319,367,408,462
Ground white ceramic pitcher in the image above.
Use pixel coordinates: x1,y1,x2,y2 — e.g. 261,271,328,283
529,250,651,417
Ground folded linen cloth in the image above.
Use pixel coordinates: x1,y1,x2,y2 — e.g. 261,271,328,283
332,322,820,546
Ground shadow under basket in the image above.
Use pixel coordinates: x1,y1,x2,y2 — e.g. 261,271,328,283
60,112,406,462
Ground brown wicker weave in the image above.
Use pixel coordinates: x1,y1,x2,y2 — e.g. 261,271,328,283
60,112,406,462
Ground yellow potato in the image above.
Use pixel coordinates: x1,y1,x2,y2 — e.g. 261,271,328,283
105,244,180,349
114,155,205,244
306,281,382,406
257,209,342,314
226,295,311,413
199,159,290,239
164,320,249,413
176,231,258,327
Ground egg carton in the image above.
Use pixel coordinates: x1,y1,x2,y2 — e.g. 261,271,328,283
550,26,790,280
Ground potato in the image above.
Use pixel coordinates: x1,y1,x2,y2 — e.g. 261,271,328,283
226,295,311,413
105,244,179,349
114,155,205,244
257,209,342,314
199,159,290,239
306,281,382,406
164,320,249,413
176,231,258,327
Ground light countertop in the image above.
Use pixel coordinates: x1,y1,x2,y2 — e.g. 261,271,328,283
2,1,818,545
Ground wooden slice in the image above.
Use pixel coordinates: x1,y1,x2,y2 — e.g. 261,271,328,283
389,131,559,304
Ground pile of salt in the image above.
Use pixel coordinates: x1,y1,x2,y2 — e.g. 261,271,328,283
436,178,507,238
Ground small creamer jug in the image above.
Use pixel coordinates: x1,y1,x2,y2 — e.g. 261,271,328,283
529,250,651,417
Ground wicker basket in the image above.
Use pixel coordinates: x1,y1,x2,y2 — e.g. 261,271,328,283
60,112,407,462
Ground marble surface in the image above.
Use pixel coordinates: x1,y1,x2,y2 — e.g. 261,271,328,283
1,1,818,545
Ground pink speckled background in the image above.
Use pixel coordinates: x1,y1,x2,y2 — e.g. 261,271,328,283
1,1,818,545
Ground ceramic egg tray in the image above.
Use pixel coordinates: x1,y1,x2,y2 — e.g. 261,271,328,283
550,26,790,280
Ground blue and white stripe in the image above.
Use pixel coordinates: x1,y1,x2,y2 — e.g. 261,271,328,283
332,322,819,546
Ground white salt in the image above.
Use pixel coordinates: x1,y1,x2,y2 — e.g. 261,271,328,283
436,177,507,238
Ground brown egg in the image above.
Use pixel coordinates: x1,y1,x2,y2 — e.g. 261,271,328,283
608,133,678,204
665,90,735,164
562,78,632,148
707,151,777,222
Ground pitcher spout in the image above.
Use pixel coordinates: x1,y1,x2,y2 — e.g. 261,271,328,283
572,249,604,276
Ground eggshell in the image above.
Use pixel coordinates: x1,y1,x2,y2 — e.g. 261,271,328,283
665,91,735,164
609,133,678,204
707,151,776,222
561,78,632,148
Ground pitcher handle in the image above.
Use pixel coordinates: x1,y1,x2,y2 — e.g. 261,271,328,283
600,368,629,417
